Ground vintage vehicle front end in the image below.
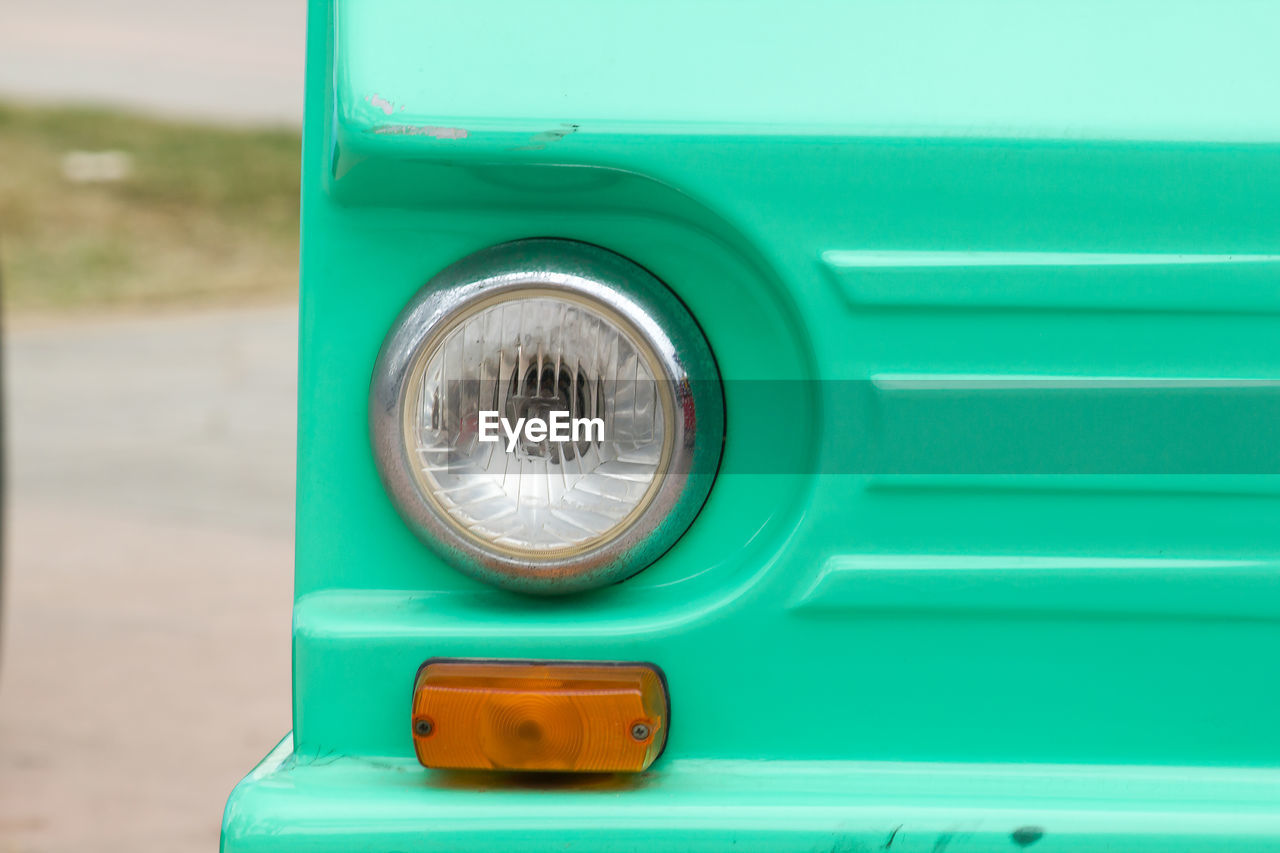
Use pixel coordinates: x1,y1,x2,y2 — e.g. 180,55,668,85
222,1,1280,850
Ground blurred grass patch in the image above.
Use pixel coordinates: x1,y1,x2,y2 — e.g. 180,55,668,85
0,101,300,312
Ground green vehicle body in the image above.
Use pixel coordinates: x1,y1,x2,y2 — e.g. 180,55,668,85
222,1,1280,850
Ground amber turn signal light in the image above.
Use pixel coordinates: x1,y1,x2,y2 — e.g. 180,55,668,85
411,659,669,773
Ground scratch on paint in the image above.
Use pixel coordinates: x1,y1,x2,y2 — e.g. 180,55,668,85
371,124,469,140
514,122,579,151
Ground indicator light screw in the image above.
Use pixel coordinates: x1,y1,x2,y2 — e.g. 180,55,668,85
630,722,651,741
414,718,435,737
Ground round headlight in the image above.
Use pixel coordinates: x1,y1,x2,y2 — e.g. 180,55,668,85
370,240,723,594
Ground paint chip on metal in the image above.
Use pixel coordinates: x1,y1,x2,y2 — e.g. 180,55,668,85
365,94,396,115
370,124,469,140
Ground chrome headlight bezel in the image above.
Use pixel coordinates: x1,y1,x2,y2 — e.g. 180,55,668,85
369,240,724,595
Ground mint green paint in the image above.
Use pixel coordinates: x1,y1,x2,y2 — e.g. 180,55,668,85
223,735,1280,852
224,0,1280,848
822,251,1280,312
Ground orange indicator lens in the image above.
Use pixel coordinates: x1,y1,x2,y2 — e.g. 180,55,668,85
411,660,669,773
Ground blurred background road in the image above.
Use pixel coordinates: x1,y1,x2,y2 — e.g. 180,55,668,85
1,310,297,852
0,2,307,851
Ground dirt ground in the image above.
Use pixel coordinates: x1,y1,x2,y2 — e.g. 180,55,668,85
0,307,297,852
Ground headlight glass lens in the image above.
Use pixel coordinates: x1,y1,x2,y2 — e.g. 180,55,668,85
370,240,723,594
406,292,671,557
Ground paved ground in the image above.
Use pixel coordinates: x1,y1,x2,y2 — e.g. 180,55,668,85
0,1,306,125
0,307,298,853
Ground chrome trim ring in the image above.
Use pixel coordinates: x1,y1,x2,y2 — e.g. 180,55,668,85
369,239,724,595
